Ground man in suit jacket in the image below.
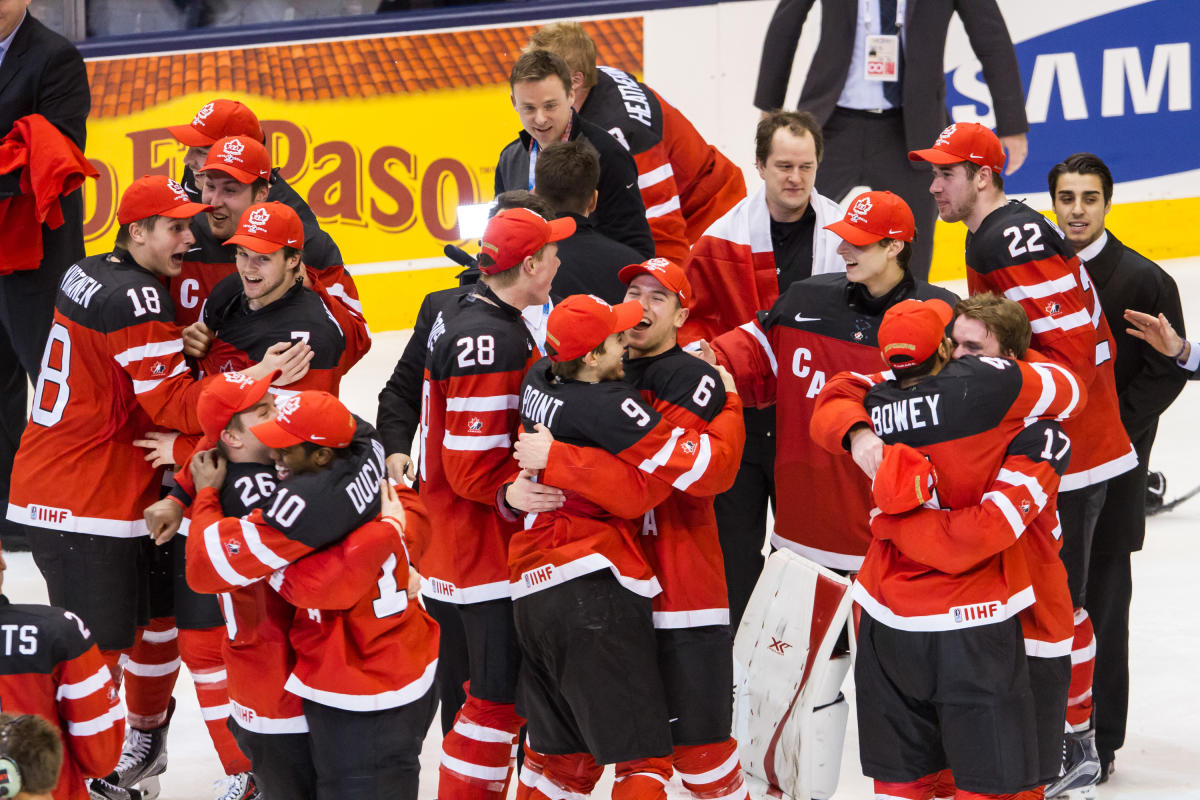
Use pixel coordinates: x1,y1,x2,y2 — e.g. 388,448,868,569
754,0,1028,280
0,5,90,551
1050,152,1187,782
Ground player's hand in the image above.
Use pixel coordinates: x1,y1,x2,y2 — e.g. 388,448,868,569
686,339,717,366
1125,309,1188,361
144,498,184,545
505,468,565,513
250,340,314,386
514,424,554,471
134,431,180,469
1000,133,1028,175
714,364,737,394
848,424,884,479
379,478,407,532
190,448,228,490
181,322,214,359
386,453,416,484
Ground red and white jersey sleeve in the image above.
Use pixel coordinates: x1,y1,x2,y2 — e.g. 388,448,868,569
307,265,371,377
0,598,123,799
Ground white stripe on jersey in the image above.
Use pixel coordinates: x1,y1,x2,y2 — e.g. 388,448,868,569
1028,308,1091,334
240,519,289,570
113,339,184,366
637,427,684,474
981,490,1026,538
446,394,519,412
283,658,437,712
56,665,112,701
67,703,124,737
132,361,189,394
637,163,674,189
671,433,712,491
443,433,512,451
1002,274,1078,302
203,522,258,587
996,467,1049,510
740,321,777,376
645,196,682,219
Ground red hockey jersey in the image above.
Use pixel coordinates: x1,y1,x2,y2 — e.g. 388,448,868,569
0,596,123,800
965,201,1136,489
513,356,743,600
713,273,958,570
811,356,1083,632
418,287,538,605
8,250,205,537
679,185,845,344
271,492,439,712
580,67,747,262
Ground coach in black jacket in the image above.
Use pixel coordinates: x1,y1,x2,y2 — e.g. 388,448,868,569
754,0,1027,280
495,49,653,260
1051,153,1187,778
0,10,90,549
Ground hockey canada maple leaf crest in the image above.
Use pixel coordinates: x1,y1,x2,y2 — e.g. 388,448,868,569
226,540,241,556
277,395,302,422
935,123,957,147
467,417,483,433
680,439,697,455
167,179,189,203
193,102,215,124
1045,301,1061,315
151,362,166,376
221,138,245,162
849,195,873,223
246,206,271,233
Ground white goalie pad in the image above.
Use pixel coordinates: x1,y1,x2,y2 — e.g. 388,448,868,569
733,549,854,800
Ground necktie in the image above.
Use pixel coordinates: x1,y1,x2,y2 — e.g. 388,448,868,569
879,0,903,107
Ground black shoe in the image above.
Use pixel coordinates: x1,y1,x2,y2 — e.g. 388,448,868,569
101,698,175,799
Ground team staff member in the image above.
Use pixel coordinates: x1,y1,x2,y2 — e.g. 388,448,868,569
910,123,1136,792
167,100,360,321
811,298,1082,800
680,110,843,627
496,49,653,259
528,22,746,262
1049,152,1188,782
0,547,123,800
420,207,572,800
753,0,1029,279
191,391,437,800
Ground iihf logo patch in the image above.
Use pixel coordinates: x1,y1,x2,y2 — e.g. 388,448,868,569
954,608,963,623
849,195,873,223
467,417,483,433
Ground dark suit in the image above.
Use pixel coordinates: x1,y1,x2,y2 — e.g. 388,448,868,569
1084,231,1186,768
754,0,1027,279
0,14,90,546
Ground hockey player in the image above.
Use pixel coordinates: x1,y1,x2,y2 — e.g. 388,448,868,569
167,99,262,200
0,546,123,800
507,292,743,800
189,390,437,799
420,207,572,800
910,122,1136,792
496,49,653,259
811,297,1083,799
528,22,747,262
679,110,844,628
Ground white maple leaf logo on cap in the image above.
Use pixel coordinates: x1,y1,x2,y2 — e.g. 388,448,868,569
277,395,302,422
935,124,957,147
167,179,189,203
586,294,613,310
222,371,255,388
193,102,215,124
248,207,270,227
849,196,873,223
221,138,245,162
644,257,670,272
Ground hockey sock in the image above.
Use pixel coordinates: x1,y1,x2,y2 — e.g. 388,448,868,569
953,790,1043,799
516,737,545,800
614,756,673,800
526,752,603,800
124,617,181,729
671,740,749,800
177,626,251,775
438,693,524,800
931,768,956,799
1066,607,1096,731
99,648,129,688
873,771,941,800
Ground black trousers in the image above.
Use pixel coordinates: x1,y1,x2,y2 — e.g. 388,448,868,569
229,721,317,800
1057,482,1108,606
1085,549,1132,766
425,595,469,735
815,107,937,281
303,688,437,800
714,412,776,631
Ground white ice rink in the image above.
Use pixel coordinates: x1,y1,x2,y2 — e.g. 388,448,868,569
7,258,1200,800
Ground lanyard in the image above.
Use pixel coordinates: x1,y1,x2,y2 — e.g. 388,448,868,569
527,117,574,191
860,0,906,30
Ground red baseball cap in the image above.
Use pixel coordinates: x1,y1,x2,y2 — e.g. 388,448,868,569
224,202,304,254
196,370,279,440
477,208,575,275
872,443,938,514
250,390,356,449
618,257,692,308
202,135,272,184
908,122,1006,174
545,294,643,362
117,175,212,225
877,298,953,369
168,99,264,147
824,191,915,246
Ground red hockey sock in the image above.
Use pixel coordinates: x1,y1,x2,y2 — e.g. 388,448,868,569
931,768,956,799
528,752,602,800
1066,607,1095,731
516,737,545,800
671,740,748,800
178,626,251,775
614,756,672,800
438,693,523,800
99,648,129,688
954,790,1043,799
124,617,181,729
873,771,941,800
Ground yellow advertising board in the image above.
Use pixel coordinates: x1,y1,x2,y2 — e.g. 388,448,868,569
82,19,645,330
